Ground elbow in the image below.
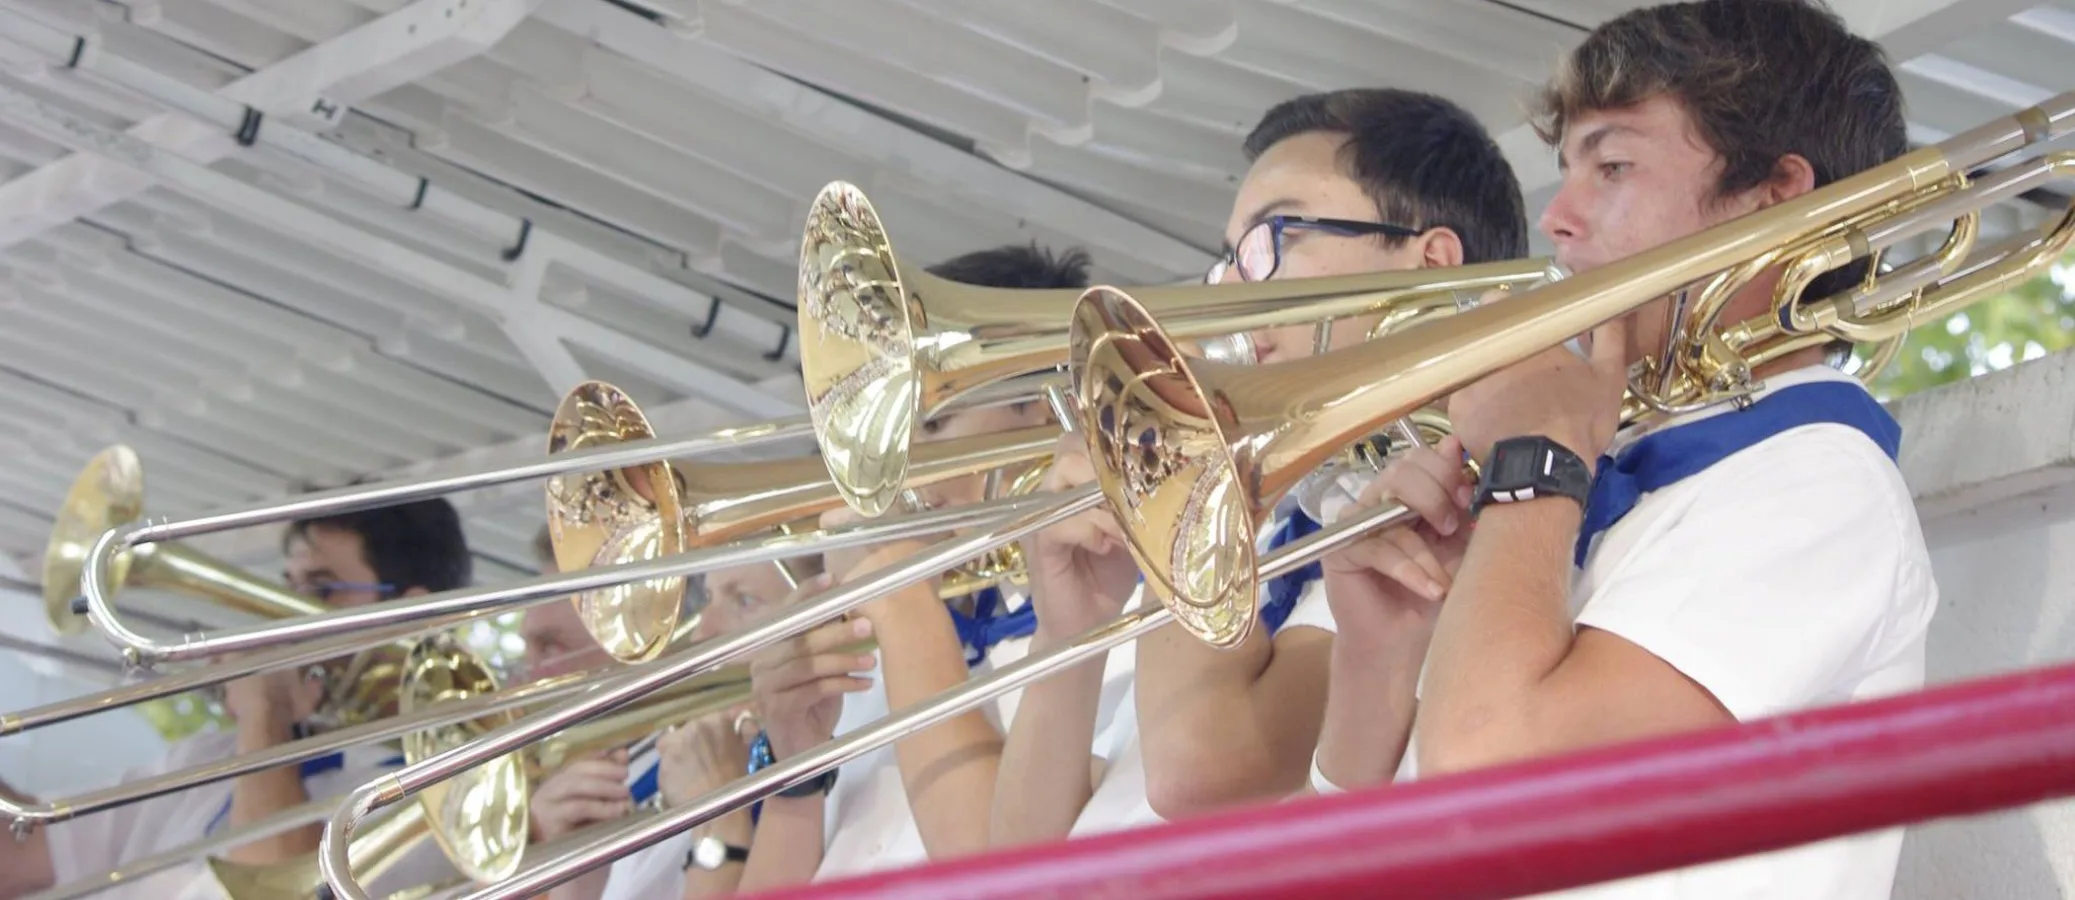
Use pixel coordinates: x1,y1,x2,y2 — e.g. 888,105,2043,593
1143,747,1300,819
1413,706,1542,779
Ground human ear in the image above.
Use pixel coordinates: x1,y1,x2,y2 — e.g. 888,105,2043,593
1416,226,1466,268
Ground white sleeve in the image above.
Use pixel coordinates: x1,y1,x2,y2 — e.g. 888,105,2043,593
1274,578,1338,635
43,735,200,882
43,800,127,882
1573,428,1935,722
600,832,694,900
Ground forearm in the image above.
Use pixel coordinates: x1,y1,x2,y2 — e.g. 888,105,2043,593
737,798,823,891
545,868,610,900
1134,624,1272,803
225,717,317,863
681,809,753,898
989,625,1108,847
1314,627,1426,789
867,587,1002,858
1415,502,1581,775
1137,625,1329,814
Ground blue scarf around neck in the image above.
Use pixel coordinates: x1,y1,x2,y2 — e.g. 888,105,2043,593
1573,379,1902,567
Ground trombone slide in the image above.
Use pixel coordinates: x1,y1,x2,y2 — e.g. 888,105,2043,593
344,494,1417,900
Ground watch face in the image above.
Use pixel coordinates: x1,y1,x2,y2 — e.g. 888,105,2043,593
1491,444,1544,487
694,836,723,870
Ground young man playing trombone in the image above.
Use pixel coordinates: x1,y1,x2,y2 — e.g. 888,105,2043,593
726,243,1137,893
1311,1,1935,897
1,499,473,900
990,87,1529,844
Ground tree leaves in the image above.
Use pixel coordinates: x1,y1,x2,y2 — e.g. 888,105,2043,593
1856,251,2075,400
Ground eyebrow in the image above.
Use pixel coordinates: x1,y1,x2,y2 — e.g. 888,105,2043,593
1220,197,1307,255
1557,123,1642,172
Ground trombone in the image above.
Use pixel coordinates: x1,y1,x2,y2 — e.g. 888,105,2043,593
1063,94,2075,647
797,180,1565,517
323,89,2074,899
539,380,1057,664
324,487,1422,900
40,446,409,733
201,647,753,900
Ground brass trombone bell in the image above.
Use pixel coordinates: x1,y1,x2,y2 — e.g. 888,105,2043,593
42,445,407,733
399,635,529,884
42,445,325,633
794,179,1564,518
1067,92,2075,645
544,380,1058,663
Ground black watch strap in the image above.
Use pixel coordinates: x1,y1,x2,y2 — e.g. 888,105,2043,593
684,838,750,871
1471,436,1592,516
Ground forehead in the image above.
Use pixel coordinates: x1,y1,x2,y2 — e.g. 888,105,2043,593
1231,132,1371,223
285,525,366,569
1559,95,1710,160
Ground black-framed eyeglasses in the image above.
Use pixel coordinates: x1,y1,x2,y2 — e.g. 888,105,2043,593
1206,215,1428,284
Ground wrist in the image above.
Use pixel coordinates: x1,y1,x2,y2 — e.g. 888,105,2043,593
234,709,297,746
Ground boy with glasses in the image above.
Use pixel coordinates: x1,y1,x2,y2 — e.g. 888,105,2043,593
1,498,473,899
991,88,1529,845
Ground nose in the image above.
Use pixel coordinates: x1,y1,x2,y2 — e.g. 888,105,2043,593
1539,181,1584,249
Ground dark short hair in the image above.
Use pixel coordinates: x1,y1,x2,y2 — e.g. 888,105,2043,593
1531,0,1906,302
924,242,1093,290
285,498,472,594
1243,89,1529,265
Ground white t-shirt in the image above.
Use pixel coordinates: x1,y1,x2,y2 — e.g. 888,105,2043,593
597,748,683,900
1394,364,1937,899
815,590,1136,882
1071,514,1342,838
45,729,455,900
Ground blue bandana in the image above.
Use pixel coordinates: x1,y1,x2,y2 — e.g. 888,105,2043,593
1574,379,1902,567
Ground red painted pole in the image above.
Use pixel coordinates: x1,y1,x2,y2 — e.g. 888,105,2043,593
750,660,2075,900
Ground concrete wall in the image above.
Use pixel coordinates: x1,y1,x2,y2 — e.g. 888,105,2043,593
1890,350,2075,899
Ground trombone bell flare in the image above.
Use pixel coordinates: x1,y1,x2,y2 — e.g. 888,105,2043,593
545,382,689,664
400,636,529,884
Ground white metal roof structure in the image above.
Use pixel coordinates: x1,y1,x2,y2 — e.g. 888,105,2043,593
0,0,2067,649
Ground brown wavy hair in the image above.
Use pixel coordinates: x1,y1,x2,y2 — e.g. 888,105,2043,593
1531,0,1907,303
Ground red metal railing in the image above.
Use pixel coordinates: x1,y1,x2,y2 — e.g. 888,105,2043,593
752,659,2075,900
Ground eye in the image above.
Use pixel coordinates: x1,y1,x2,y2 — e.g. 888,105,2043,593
1598,161,1631,180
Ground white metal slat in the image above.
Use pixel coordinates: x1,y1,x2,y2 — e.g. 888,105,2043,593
0,306,415,469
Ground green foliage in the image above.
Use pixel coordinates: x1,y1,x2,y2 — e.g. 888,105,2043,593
136,692,230,742
1856,252,2075,400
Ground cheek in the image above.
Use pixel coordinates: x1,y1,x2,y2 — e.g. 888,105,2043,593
1329,315,1377,348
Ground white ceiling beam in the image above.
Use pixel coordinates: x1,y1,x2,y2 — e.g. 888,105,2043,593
534,0,1215,276
0,0,539,251
1841,0,2043,59
0,91,800,419
6,20,802,383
